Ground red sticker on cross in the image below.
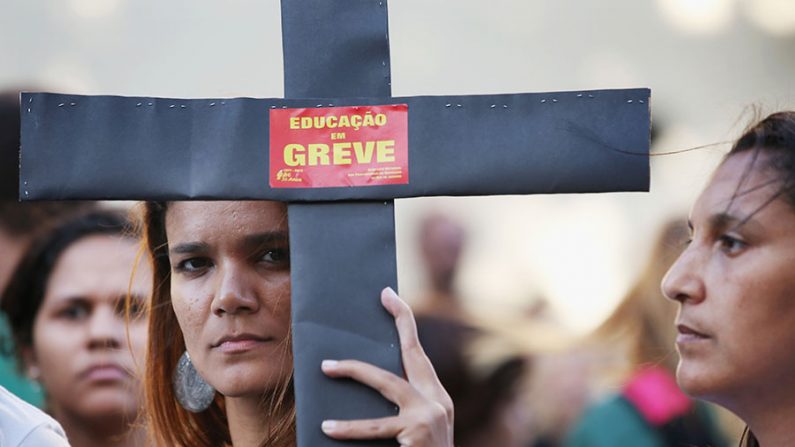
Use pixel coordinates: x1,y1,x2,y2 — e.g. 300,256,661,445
269,104,409,188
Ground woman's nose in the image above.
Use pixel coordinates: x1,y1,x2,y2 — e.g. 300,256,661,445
661,246,705,305
211,264,260,316
87,305,123,350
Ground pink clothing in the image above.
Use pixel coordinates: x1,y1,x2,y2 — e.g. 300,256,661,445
622,366,692,427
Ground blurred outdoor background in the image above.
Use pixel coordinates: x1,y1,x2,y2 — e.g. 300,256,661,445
2,0,794,332
2,0,795,444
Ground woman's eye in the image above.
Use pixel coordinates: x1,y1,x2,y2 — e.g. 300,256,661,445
60,303,89,321
116,299,146,319
717,235,746,254
259,248,290,266
129,301,145,317
175,257,213,273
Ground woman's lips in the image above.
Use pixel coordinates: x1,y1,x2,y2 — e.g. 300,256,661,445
81,364,130,382
676,323,711,344
213,334,272,353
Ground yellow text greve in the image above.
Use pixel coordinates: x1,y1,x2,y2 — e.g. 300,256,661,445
283,140,396,167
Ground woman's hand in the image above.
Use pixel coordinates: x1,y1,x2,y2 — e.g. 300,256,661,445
320,287,454,447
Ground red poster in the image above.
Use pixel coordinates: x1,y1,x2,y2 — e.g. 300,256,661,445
269,104,409,188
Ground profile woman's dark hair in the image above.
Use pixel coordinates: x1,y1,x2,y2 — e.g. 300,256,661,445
0,209,135,367
724,111,795,447
729,111,795,210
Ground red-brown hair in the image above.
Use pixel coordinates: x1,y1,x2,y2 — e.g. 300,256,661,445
140,201,295,447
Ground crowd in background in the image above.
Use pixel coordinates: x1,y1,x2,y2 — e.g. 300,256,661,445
3,85,794,447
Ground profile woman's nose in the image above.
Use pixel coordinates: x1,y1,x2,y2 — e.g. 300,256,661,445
661,247,705,304
211,265,260,316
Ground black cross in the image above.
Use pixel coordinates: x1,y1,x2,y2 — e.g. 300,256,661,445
20,2,649,446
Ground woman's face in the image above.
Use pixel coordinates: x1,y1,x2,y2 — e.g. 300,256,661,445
662,150,795,409
29,234,150,420
166,201,292,398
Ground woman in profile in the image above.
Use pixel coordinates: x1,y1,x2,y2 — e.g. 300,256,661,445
1,210,150,447
662,111,795,446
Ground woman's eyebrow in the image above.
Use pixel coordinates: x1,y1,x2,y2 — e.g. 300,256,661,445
708,212,762,233
169,241,210,256
243,231,289,248
709,213,740,232
51,295,90,308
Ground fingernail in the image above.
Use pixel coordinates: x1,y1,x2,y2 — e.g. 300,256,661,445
321,359,338,370
383,286,398,299
321,420,337,433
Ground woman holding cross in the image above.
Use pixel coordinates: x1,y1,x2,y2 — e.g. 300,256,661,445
140,201,454,447
661,111,795,447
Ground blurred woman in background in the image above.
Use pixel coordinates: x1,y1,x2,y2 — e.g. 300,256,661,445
1,210,150,447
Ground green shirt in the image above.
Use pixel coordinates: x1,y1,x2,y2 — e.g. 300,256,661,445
0,317,43,407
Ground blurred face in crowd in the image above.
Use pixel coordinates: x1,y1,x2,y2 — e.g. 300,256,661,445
165,201,292,399
25,234,150,422
662,150,795,412
420,214,465,291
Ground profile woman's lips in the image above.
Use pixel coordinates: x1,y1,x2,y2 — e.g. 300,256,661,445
676,323,711,344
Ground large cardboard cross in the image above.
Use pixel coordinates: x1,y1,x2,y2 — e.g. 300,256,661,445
20,2,649,446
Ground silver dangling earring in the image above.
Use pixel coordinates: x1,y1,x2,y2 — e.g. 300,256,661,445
173,351,216,412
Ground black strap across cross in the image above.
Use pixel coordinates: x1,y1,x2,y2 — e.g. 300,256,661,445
19,1,650,446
